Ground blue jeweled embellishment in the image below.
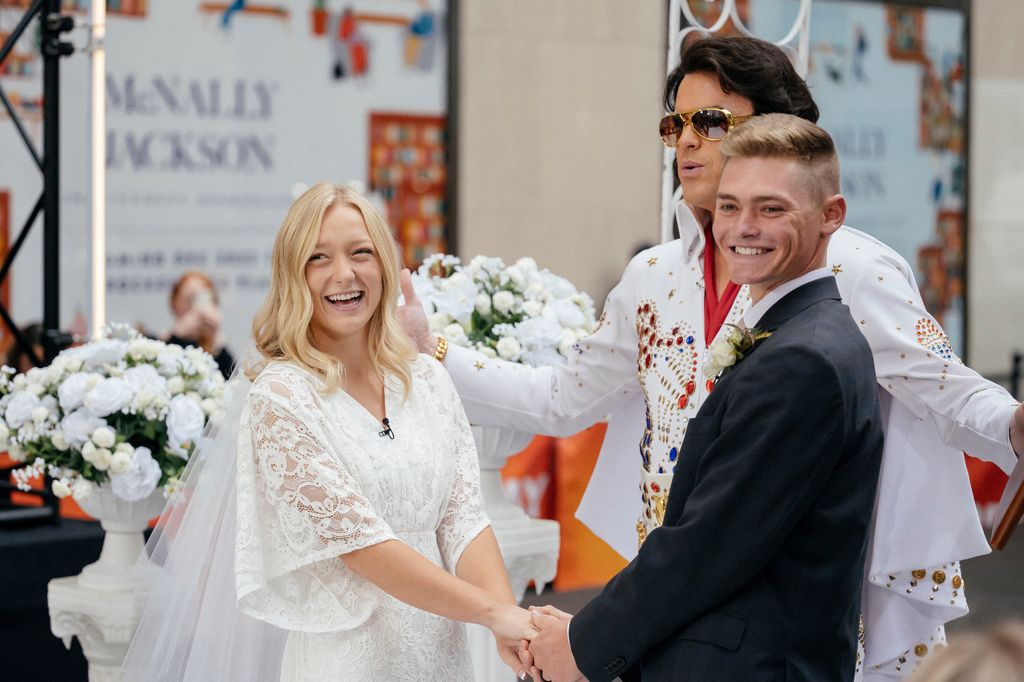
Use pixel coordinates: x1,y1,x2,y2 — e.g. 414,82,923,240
657,466,664,474
685,335,694,344
669,447,678,462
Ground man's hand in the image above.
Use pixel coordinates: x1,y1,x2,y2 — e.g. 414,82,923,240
397,269,438,354
1010,402,1024,458
528,608,584,682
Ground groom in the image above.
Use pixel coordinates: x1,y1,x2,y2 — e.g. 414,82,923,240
528,115,884,681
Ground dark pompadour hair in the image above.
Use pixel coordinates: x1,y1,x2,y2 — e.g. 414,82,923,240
664,36,819,123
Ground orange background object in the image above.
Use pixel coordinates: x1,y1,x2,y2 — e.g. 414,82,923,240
500,424,627,593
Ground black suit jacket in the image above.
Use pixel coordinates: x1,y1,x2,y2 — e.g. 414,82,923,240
570,277,884,682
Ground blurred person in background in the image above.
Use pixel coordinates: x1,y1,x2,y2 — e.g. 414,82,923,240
167,270,235,378
3,322,43,373
913,620,1024,682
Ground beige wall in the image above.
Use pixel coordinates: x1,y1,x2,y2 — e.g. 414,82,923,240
457,1,1024,379
969,0,1024,374
456,1,667,307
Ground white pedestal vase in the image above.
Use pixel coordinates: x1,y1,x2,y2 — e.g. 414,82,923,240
467,425,560,682
47,486,166,682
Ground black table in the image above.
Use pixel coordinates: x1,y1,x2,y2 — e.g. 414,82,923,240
0,519,105,681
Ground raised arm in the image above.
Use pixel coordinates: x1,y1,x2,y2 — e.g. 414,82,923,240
398,260,644,437
839,234,1021,470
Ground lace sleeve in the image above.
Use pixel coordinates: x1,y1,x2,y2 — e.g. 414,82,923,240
434,366,490,572
235,370,397,632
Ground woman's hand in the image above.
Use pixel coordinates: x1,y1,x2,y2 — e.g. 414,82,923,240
488,604,539,679
488,603,539,641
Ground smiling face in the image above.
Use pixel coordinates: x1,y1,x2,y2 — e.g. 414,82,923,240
673,71,755,212
713,155,845,302
305,203,383,352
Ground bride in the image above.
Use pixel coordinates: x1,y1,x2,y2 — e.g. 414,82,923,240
122,183,536,680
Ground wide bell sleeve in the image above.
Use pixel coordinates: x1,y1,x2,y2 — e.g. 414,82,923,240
432,361,491,572
235,369,398,632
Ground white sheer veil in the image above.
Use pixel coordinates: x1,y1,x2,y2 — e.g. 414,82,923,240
122,355,288,681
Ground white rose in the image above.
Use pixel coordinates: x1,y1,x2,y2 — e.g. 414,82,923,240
522,300,543,318
31,405,50,425
474,293,492,316
200,398,218,416
496,336,522,361
515,257,538,273
156,349,184,376
167,395,206,454
58,372,94,411
545,299,586,329
504,265,526,289
80,339,127,369
442,323,468,346
109,450,134,475
91,425,117,449
52,479,72,499
84,377,134,417
50,429,69,451
5,391,41,428
539,272,577,299
71,478,94,501
166,376,185,395
123,364,166,394
27,382,45,397
91,448,112,471
492,290,516,315
110,446,161,501
115,442,134,455
61,410,105,448
81,441,97,462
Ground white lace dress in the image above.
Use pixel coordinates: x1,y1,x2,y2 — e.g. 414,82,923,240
234,356,489,681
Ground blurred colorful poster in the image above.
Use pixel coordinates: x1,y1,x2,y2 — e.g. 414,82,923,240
0,0,448,349
681,0,968,353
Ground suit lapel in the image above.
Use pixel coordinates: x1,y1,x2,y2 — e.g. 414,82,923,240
752,277,842,335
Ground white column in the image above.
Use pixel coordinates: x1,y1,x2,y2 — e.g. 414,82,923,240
468,426,560,682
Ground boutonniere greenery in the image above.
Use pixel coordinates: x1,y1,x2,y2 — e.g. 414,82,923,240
703,324,773,379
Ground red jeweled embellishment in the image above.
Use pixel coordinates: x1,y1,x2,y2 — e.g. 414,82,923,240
651,483,660,493
706,379,716,392
643,303,651,313
685,380,696,395
645,355,652,368
677,394,688,409
676,336,684,345
649,333,656,345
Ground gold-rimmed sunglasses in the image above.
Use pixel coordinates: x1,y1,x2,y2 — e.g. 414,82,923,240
659,107,755,147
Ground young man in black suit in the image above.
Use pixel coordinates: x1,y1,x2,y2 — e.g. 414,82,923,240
528,114,885,682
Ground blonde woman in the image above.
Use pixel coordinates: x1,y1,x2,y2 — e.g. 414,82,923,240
123,183,535,681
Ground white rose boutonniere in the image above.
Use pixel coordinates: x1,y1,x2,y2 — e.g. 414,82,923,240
703,324,772,380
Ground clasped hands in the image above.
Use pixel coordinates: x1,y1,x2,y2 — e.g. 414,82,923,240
504,605,586,682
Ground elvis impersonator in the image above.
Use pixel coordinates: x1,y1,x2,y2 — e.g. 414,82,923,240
398,36,1024,680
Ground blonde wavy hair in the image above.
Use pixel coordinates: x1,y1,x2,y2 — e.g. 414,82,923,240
248,182,417,395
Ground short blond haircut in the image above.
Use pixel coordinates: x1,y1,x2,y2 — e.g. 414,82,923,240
914,620,1024,682
248,182,416,395
720,113,840,201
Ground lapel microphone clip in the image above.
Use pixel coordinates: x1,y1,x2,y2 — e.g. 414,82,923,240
378,418,394,439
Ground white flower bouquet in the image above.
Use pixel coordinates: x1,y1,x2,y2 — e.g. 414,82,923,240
411,254,598,366
1,324,225,504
